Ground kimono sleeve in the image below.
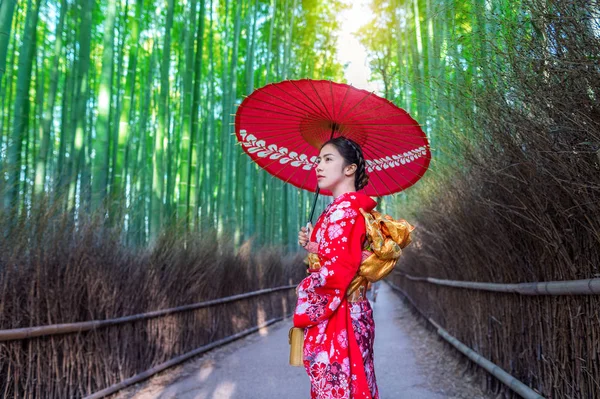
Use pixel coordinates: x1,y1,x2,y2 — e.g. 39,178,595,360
293,201,365,328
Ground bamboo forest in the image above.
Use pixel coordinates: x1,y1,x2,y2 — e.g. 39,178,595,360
0,0,599,398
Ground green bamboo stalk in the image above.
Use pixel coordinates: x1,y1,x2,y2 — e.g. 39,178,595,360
5,0,41,216
179,0,198,228
0,0,17,84
108,0,128,225
191,0,206,231
92,0,118,210
35,0,66,196
264,0,276,85
68,0,93,212
0,3,22,168
152,0,175,234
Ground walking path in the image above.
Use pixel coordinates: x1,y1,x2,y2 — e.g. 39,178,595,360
117,283,491,399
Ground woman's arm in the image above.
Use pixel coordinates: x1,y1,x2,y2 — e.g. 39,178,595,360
293,200,365,328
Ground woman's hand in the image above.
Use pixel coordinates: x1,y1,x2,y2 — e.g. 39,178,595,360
298,223,313,247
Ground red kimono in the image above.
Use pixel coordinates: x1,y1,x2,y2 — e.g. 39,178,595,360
294,191,378,399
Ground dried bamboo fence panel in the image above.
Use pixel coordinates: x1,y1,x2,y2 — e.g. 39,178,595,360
0,209,306,398
387,282,545,399
0,285,295,341
390,272,600,398
0,286,298,398
84,315,288,399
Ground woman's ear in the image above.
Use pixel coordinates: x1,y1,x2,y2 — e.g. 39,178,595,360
345,163,357,176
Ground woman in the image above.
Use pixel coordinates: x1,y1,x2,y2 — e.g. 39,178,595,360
294,137,379,399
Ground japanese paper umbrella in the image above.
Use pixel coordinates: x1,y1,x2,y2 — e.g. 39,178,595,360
234,79,431,222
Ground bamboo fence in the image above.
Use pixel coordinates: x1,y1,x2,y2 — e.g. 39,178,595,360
0,283,298,398
388,281,545,399
0,210,307,398
0,285,295,342
399,273,600,295
390,270,600,398
84,315,290,399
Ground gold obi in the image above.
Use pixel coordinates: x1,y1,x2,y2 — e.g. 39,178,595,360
305,208,415,299
347,280,369,302
346,209,414,296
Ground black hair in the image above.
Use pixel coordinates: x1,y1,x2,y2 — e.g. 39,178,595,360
321,136,369,191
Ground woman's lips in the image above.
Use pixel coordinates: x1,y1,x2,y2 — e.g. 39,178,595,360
317,175,324,179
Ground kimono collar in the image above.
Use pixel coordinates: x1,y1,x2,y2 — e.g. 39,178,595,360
333,191,377,213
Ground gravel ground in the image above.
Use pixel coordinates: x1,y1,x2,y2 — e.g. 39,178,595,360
385,288,495,399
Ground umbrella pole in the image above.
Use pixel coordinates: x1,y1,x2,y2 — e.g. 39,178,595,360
308,187,320,225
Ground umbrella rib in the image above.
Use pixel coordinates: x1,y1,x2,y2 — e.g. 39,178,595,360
267,132,317,149
363,137,431,167
341,122,424,128
252,138,316,176
256,85,331,121
337,90,377,122
329,81,336,121
238,113,323,124
239,96,327,124
344,110,417,122
243,154,316,195
276,81,334,120
359,149,384,197
264,80,331,118
336,84,354,124
241,119,428,138
358,127,429,140
287,80,335,122
308,80,335,123
267,83,331,120
239,98,325,121
242,125,323,148
342,100,390,121
238,127,330,154
297,146,319,191
337,122,359,140
238,105,321,121
270,140,316,183
237,125,308,137
362,140,431,182
362,145,414,197
360,130,431,146
341,99,409,121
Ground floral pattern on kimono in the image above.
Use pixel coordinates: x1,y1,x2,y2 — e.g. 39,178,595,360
294,191,378,399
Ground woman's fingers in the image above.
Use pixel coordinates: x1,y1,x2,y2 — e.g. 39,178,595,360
298,229,308,246
298,223,314,247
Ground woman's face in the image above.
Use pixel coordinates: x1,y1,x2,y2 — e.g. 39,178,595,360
315,144,349,191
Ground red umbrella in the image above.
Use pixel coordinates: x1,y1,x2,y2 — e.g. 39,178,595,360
235,79,430,221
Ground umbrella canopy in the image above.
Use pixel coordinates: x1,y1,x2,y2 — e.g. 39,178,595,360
235,79,430,197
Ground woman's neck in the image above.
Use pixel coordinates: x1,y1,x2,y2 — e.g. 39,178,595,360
332,182,357,199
